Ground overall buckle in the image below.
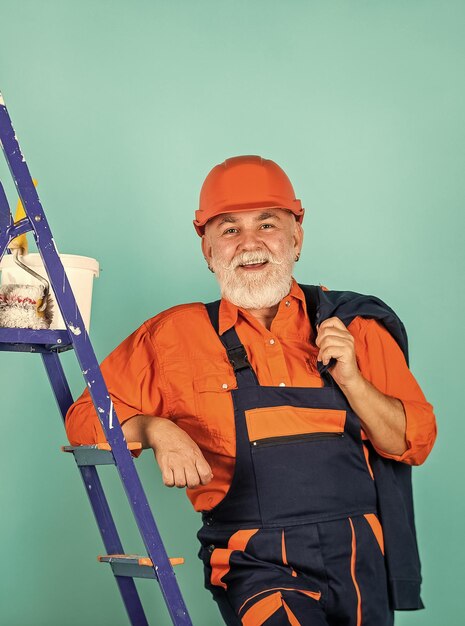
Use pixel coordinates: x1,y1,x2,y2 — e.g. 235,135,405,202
227,346,251,372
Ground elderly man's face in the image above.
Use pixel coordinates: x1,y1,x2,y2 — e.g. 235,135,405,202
202,208,303,309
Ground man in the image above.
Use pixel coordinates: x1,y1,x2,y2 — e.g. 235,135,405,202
66,155,436,625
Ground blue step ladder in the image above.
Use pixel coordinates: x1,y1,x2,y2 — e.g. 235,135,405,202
0,92,193,626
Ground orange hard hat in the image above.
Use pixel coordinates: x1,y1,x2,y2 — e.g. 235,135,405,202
193,155,304,236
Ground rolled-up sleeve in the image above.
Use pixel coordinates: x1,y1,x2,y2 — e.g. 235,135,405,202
65,321,166,447
353,317,437,466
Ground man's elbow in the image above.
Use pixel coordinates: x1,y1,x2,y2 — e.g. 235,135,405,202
65,392,102,446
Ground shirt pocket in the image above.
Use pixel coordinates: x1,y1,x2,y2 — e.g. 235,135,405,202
192,370,238,452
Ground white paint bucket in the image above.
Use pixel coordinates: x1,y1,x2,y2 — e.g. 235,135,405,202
0,253,99,331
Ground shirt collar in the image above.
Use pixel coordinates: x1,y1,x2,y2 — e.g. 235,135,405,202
218,278,307,335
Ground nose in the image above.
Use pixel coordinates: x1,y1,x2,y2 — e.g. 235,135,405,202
237,228,263,252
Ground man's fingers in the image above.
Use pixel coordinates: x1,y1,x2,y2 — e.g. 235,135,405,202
161,466,175,488
184,463,202,489
317,316,347,330
315,327,352,347
195,456,213,485
317,337,353,359
172,465,188,488
156,447,213,489
318,335,352,351
319,347,346,365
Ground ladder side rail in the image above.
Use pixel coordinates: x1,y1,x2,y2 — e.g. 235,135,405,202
0,180,12,260
0,229,10,263
41,351,75,422
42,352,150,626
1,98,192,625
41,353,137,562
70,316,193,623
0,180,12,233
24,218,192,625
0,101,90,344
80,468,152,626
81,464,151,626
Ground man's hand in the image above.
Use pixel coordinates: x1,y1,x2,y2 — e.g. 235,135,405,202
315,316,363,389
122,415,213,488
151,419,214,488
315,316,408,456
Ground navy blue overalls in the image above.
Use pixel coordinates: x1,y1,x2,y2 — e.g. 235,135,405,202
197,285,423,626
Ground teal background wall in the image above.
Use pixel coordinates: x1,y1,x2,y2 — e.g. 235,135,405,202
0,1,463,624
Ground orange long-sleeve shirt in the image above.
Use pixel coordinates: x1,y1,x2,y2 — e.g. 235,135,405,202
65,281,436,511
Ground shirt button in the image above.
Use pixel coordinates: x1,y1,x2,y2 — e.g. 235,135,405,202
222,383,228,389
285,301,291,307
269,339,275,345
279,382,286,387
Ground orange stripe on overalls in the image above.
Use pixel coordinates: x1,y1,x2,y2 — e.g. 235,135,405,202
210,528,258,589
349,518,362,626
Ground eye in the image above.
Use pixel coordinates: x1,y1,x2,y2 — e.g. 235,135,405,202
260,223,275,229
222,227,238,235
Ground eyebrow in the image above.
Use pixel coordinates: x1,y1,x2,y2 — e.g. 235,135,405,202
256,211,281,221
217,215,237,226
216,211,281,227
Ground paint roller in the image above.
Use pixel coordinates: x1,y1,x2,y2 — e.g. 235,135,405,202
0,181,54,329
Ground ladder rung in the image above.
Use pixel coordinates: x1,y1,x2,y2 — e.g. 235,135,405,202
98,554,185,579
62,442,143,466
0,328,72,353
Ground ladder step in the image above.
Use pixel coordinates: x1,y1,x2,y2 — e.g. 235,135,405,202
0,328,72,352
62,442,143,466
98,554,185,579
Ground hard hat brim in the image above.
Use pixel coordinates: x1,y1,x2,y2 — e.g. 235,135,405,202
193,201,304,237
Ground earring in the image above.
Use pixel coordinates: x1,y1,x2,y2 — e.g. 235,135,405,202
204,257,214,273
295,253,300,262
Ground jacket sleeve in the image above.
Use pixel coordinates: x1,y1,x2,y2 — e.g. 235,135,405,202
351,317,437,466
65,321,168,447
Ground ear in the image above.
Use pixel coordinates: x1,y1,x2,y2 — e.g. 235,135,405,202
293,220,304,257
201,234,213,265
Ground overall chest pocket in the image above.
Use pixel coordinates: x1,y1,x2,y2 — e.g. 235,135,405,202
245,405,346,445
245,406,375,524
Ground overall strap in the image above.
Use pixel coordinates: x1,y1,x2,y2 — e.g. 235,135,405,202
299,284,336,382
300,283,320,338
205,300,259,388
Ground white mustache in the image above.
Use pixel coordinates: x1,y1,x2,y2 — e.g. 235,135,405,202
219,251,285,271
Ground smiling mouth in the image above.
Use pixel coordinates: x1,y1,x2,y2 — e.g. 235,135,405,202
238,261,269,270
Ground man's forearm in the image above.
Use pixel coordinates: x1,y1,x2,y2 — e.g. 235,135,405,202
121,414,162,448
339,375,408,456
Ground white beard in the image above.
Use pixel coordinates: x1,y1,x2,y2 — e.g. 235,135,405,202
211,248,295,309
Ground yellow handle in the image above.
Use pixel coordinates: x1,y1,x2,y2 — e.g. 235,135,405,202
9,178,38,254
